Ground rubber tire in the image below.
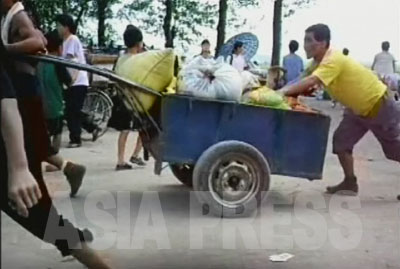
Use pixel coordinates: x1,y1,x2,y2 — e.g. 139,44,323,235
170,164,194,187
193,141,270,218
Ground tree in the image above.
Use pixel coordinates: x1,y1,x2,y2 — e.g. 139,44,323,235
215,0,260,56
120,0,217,48
271,0,283,66
216,0,228,55
22,0,91,32
89,0,121,47
163,0,175,48
271,0,315,66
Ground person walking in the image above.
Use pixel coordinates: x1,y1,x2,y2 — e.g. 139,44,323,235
56,14,89,148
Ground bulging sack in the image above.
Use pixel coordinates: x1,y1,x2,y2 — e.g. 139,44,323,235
116,49,175,112
177,61,243,102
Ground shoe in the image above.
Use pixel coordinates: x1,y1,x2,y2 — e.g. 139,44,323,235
326,177,358,196
82,228,94,242
116,163,133,171
68,142,82,148
130,156,146,166
397,195,400,201
64,162,86,197
92,128,101,142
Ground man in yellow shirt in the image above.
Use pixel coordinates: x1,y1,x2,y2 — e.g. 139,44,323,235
282,24,400,198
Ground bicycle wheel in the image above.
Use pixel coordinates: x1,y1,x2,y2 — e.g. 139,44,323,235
82,90,113,138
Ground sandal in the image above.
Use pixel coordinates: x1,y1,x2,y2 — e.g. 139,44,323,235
115,163,133,171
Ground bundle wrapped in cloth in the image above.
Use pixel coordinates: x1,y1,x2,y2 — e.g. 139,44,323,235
177,59,243,102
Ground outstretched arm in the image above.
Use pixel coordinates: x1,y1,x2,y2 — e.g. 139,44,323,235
281,75,323,97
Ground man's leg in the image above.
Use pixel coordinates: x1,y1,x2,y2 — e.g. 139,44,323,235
75,86,88,144
65,86,87,147
46,153,86,197
369,98,400,199
1,159,111,269
116,130,132,170
65,88,78,146
327,109,368,195
51,117,63,153
370,98,400,163
338,151,356,179
130,135,146,166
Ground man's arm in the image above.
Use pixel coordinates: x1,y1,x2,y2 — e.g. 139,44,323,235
4,12,46,54
281,75,322,97
1,98,42,217
55,65,72,87
393,60,396,74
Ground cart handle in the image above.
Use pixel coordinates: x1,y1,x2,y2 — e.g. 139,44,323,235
20,54,162,97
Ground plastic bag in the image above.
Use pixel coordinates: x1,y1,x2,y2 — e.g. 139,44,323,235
240,70,260,90
177,61,243,102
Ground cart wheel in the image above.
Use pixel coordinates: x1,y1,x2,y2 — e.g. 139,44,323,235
170,164,194,187
193,141,270,218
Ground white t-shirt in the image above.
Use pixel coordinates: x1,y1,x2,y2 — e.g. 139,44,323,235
373,51,395,76
62,35,89,87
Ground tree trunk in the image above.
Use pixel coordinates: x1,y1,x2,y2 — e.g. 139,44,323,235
216,0,228,56
97,0,107,47
271,0,283,66
163,0,174,48
75,1,90,31
62,0,68,13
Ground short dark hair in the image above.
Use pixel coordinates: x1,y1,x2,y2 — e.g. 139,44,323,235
233,41,243,53
289,40,299,53
342,48,349,56
56,14,77,34
382,41,390,51
123,25,143,48
305,24,331,48
201,39,210,46
45,30,63,52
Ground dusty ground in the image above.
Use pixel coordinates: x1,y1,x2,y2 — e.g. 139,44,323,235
1,99,399,269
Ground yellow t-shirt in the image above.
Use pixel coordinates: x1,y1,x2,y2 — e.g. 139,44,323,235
312,49,386,116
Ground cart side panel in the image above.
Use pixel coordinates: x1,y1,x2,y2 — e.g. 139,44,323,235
161,95,330,179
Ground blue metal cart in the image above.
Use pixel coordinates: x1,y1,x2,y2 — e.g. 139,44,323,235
31,55,331,217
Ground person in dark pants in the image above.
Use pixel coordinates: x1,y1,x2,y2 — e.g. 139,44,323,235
0,64,112,269
56,14,89,148
0,2,112,267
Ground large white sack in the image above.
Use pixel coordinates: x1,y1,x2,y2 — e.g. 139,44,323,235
178,61,243,102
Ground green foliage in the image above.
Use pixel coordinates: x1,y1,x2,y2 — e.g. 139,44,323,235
283,0,315,17
120,0,218,47
23,0,91,32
